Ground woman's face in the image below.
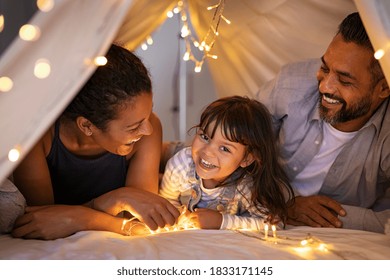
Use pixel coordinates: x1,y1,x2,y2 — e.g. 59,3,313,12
91,93,153,156
191,124,249,188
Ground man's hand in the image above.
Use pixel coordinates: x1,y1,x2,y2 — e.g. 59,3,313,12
287,195,346,228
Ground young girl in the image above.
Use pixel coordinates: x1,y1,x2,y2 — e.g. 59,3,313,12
160,95,294,231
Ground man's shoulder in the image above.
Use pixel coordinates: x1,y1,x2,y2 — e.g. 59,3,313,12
278,58,321,81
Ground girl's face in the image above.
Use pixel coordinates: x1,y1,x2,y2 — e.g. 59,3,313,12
191,124,250,188
91,93,153,156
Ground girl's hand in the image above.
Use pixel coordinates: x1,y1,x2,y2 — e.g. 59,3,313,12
189,208,222,229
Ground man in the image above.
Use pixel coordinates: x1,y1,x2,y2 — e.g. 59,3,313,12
257,12,390,233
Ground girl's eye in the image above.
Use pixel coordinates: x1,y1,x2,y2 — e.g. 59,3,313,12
220,146,230,153
200,133,209,141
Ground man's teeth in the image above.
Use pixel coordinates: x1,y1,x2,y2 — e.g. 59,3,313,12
201,158,216,168
323,95,340,104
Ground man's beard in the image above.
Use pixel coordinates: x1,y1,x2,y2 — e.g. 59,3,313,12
318,92,372,125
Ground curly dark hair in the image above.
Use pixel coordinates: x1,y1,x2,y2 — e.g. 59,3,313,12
62,44,152,131
338,12,384,86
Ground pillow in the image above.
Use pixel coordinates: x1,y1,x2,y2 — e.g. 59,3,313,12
0,178,26,234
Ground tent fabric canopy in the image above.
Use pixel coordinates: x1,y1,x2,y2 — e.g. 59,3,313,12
0,0,389,184
116,0,357,97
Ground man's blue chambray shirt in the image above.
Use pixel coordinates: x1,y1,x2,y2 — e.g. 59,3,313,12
256,58,390,233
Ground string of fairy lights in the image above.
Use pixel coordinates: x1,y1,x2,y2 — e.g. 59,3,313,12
0,0,230,163
1,0,383,258
140,0,231,73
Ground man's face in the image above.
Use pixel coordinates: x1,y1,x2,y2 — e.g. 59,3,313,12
316,34,383,132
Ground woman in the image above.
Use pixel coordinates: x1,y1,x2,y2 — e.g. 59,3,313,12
12,44,179,240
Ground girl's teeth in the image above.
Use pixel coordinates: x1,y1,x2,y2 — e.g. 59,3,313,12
201,159,216,168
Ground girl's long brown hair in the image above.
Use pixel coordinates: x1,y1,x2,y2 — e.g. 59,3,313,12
193,95,294,224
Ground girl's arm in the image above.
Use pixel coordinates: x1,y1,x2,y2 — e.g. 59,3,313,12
220,185,270,231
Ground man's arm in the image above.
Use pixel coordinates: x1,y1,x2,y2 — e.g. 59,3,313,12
340,205,390,233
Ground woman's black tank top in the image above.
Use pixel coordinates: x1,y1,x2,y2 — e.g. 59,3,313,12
46,121,128,204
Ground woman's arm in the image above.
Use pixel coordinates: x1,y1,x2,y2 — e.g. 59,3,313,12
13,129,54,205
11,204,132,240
125,112,162,193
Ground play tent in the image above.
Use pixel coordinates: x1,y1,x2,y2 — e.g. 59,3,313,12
1,0,390,262
0,0,389,188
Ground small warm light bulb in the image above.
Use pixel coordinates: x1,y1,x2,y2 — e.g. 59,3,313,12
207,4,219,10
300,239,308,246
146,36,153,45
193,41,199,48
221,15,231,24
264,224,269,239
181,15,187,21
0,14,4,32
194,62,202,73
167,11,174,18
37,0,54,12
375,49,385,60
19,24,41,41
173,7,180,14
34,58,51,79
181,25,190,38
271,225,277,238
318,243,327,252
207,54,218,59
8,148,21,162
141,43,148,51
93,56,107,66
0,76,13,92
183,51,190,61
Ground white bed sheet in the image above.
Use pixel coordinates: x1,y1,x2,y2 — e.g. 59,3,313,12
0,227,389,260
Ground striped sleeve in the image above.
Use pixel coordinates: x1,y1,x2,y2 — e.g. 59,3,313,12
220,180,269,231
159,147,192,208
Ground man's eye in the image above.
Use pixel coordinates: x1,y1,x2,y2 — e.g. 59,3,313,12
320,66,329,73
339,80,352,86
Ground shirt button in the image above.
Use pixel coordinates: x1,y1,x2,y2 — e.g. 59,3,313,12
293,166,298,171
315,140,320,145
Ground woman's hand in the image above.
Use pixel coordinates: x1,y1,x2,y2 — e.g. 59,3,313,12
189,208,222,229
93,187,180,231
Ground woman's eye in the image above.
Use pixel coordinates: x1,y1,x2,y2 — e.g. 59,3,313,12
128,126,139,133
